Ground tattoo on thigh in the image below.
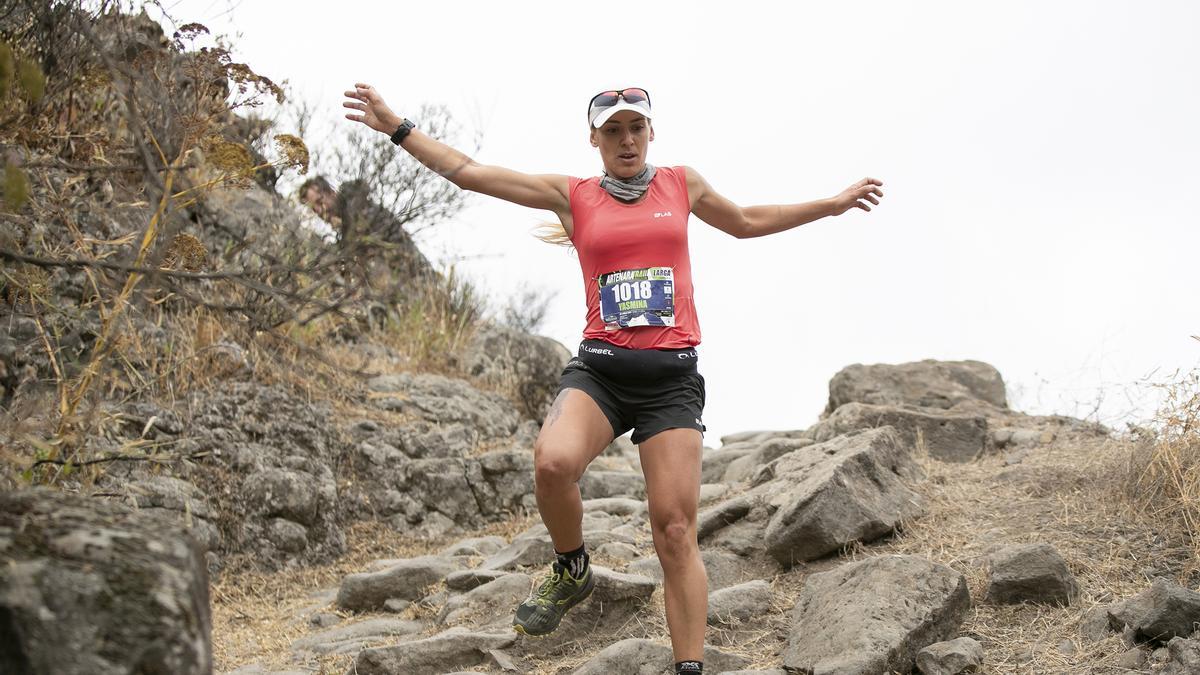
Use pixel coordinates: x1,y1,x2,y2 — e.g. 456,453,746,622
545,390,568,427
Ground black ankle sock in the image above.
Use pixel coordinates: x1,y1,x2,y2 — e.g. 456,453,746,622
675,661,703,674
555,543,589,579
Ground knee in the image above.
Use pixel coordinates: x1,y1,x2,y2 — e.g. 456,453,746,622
651,514,697,563
533,442,580,490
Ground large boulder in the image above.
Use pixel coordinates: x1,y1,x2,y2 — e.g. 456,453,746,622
461,322,572,422
810,402,989,463
823,360,1007,416
0,489,211,675
760,427,925,566
783,555,971,674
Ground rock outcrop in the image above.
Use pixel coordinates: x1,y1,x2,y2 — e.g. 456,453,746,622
0,489,211,675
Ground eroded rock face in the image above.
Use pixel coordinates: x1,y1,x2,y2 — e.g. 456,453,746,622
462,322,572,422
0,489,211,675
760,427,925,566
783,555,970,674
824,360,1007,416
810,402,989,463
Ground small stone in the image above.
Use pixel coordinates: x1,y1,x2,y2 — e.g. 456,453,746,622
707,580,772,627
1117,647,1147,669
915,637,985,675
984,543,1078,606
1057,639,1076,655
595,541,641,562
309,612,341,627
1078,606,1112,642
382,598,410,613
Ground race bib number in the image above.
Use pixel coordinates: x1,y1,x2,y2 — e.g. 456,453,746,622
599,266,675,329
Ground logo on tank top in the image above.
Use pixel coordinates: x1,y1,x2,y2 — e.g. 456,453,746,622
653,211,673,218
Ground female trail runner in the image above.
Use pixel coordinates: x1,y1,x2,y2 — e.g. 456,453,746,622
343,83,884,675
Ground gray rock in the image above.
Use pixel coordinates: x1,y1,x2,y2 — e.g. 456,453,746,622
441,535,507,557
336,556,458,612
984,543,1078,606
367,372,520,440
596,541,642,562
592,566,658,603
722,437,815,483
579,470,647,499
823,359,1007,415
309,612,341,627
702,445,756,484
382,599,410,613
461,321,571,421
1117,646,1148,669
627,550,750,590
351,627,516,674
915,637,985,675
762,427,925,566
445,569,510,591
480,535,555,571
1079,605,1113,641
714,671,787,675
438,573,531,628
291,617,422,655
0,488,211,675
697,497,753,541
582,497,648,518
810,402,989,463
1163,637,1200,675
708,580,773,627
265,518,308,553
1107,578,1200,644
699,482,731,503
783,555,971,674
574,638,750,675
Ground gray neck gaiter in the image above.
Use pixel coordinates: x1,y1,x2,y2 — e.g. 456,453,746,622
599,164,656,203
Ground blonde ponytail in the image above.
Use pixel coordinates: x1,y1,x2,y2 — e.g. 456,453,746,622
533,221,574,250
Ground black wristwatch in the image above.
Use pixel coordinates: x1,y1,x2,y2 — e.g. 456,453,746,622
390,119,415,146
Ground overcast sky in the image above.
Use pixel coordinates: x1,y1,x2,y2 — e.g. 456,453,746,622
157,0,1199,445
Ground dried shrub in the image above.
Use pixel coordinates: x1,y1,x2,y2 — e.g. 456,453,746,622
1124,368,1200,567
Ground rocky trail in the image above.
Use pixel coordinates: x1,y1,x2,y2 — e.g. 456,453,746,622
7,348,1200,674
189,362,1199,675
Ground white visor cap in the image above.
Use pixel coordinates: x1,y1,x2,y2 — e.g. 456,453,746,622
589,99,653,128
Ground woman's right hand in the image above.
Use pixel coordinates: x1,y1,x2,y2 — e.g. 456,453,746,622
343,83,403,135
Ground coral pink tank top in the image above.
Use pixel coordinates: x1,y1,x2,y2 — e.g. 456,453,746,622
568,166,700,349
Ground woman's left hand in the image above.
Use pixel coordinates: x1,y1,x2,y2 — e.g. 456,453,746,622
831,178,884,215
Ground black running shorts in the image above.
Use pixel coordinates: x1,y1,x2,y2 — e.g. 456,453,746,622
557,338,706,444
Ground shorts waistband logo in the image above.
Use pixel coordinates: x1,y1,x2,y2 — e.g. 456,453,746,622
581,344,615,356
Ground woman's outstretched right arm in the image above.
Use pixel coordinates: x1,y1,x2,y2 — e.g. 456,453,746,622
344,83,570,220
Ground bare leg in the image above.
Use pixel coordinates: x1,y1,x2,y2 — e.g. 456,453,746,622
533,388,615,552
639,427,706,663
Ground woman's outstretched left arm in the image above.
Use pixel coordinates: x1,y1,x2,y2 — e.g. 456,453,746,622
685,167,883,239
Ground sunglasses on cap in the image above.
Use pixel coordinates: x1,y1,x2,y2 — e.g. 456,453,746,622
588,87,652,126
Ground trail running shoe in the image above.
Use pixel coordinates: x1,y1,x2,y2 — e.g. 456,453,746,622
512,561,595,636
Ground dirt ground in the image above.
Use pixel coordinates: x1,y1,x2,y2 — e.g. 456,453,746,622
213,431,1193,674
